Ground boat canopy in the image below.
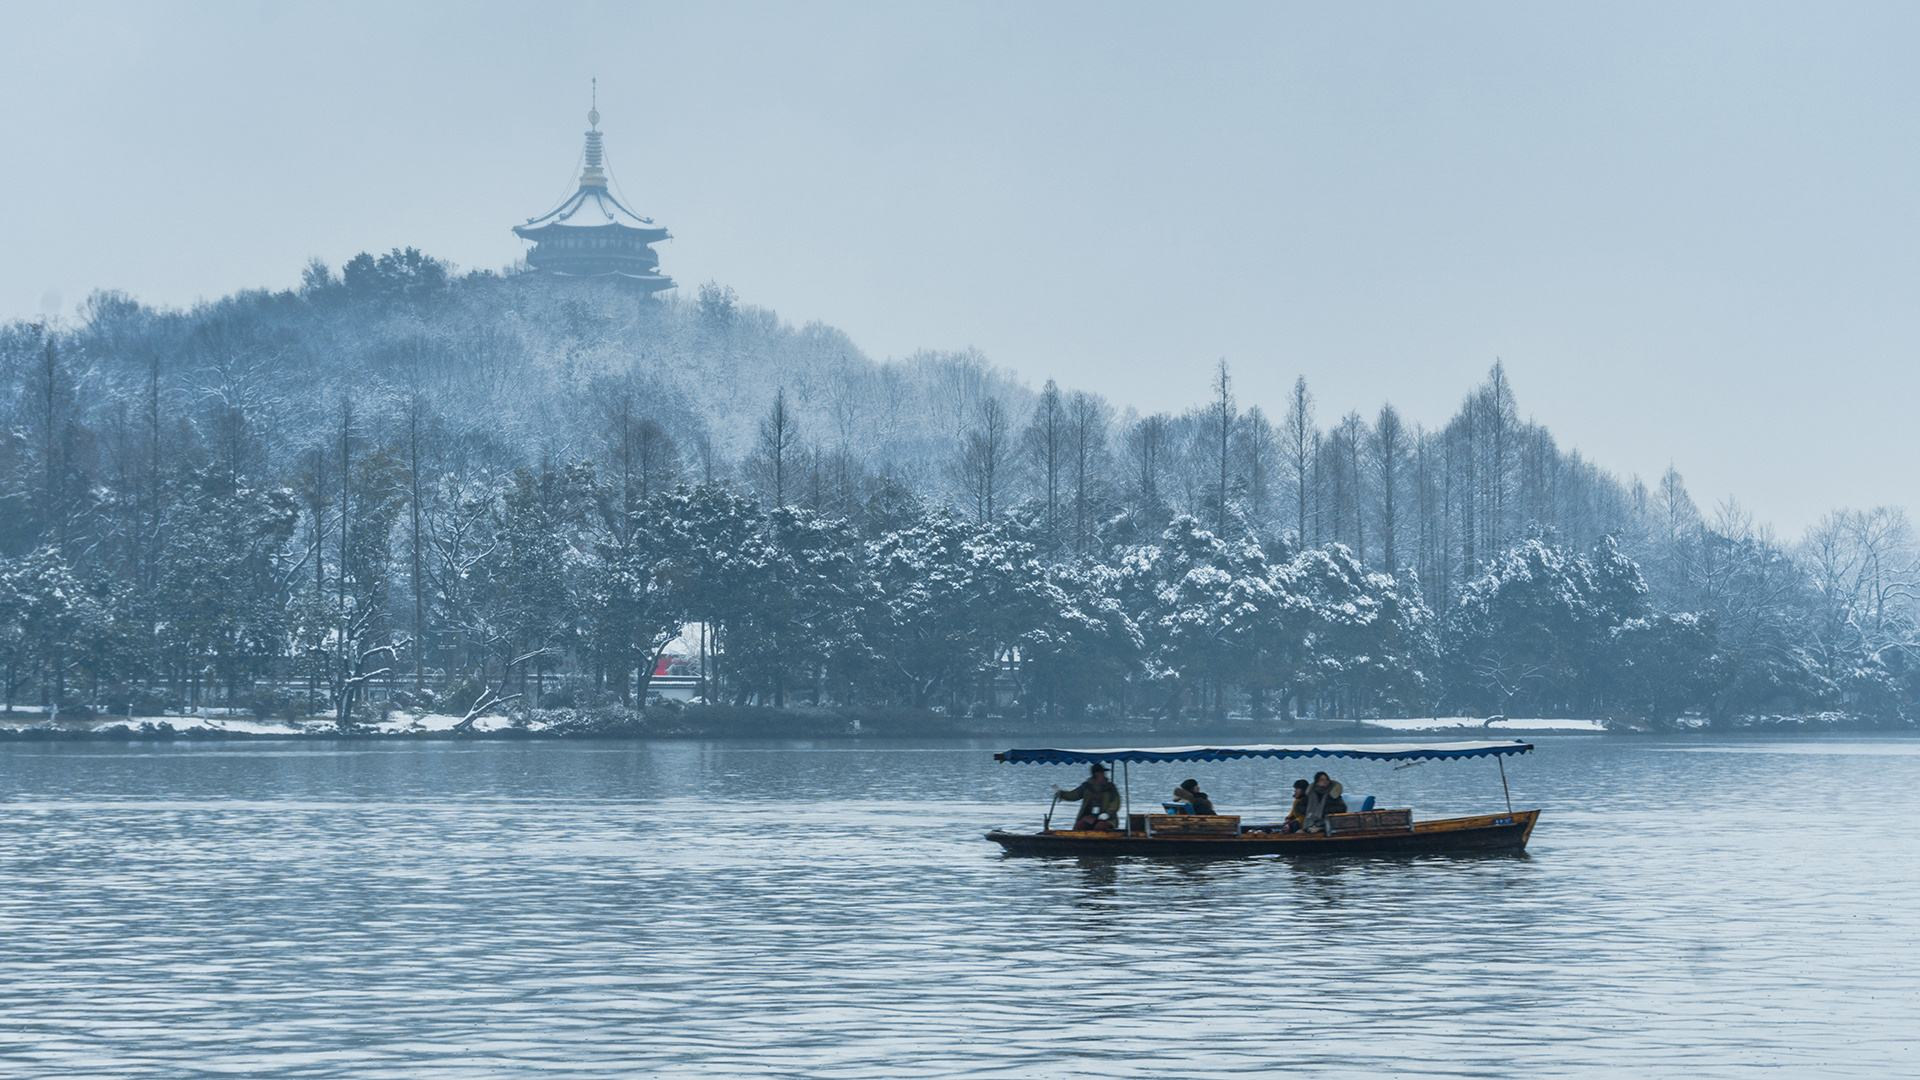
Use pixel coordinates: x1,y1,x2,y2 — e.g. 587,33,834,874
994,740,1533,765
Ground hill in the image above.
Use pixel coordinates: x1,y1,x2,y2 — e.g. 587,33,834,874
1,252,1914,729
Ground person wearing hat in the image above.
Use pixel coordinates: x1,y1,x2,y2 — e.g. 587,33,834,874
1055,763,1122,831
1172,778,1216,816
1279,778,1311,833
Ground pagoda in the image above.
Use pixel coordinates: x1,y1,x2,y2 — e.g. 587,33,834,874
513,89,674,294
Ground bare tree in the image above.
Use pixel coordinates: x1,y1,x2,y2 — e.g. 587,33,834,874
1803,507,1920,670
1126,413,1172,521
1651,464,1702,600
1413,428,1444,608
1065,390,1110,554
1369,403,1409,571
1023,379,1066,547
825,363,872,464
1236,404,1277,539
450,649,536,733
954,395,1014,520
599,389,680,538
921,348,992,443
1282,376,1315,545
404,387,430,689
1447,396,1477,575
1206,359,1236,536
336,393,354,616
1476,361,1519,553
331,607,408,732
422,472,499,681
1333,411,1367,560
24,335,92,554
752,387,800,508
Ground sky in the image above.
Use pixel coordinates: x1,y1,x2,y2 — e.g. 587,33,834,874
2,0,1916,536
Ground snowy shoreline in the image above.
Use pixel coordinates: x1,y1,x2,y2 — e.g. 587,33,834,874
1,711,1604,741
0,712,522,739
4,710,1893,742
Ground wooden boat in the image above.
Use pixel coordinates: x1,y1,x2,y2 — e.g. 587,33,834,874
985,740,1539,858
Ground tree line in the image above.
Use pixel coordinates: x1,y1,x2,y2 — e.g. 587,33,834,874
1,254,1914,728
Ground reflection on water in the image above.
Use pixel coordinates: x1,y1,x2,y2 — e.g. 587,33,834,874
1,736,1917,1077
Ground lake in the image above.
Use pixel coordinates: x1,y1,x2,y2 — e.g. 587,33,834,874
1,735,1916,1077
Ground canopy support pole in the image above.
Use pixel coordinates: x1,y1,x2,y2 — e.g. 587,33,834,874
1122,761,1132,835
1497,756,1513,815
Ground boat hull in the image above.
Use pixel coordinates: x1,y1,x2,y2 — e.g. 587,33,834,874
986,809,1539,858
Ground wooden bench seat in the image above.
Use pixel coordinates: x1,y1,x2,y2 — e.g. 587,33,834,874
1325,808,1414,834
1145,813,1241,836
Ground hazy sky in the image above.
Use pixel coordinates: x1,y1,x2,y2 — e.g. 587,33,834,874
3,1,1916,535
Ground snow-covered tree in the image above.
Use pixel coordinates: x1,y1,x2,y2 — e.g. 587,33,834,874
1443,534,1649,716
151,467,299,707
0,251,1910,727
727,507,869,706
1290,544,1435,717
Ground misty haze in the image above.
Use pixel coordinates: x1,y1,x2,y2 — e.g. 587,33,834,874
2,3,1917,1078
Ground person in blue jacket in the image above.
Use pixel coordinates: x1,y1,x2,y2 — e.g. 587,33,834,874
1172,778,1216,815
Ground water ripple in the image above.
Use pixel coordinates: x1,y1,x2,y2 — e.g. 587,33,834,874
1,737,1917,1076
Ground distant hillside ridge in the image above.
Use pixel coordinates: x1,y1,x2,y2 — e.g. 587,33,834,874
2,248,1913,729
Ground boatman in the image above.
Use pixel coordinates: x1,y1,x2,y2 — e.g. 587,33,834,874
1056,763,1122,830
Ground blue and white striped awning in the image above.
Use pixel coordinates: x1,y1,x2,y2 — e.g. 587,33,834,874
994,741,1532,765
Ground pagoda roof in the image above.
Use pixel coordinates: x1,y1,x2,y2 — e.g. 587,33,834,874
516,185,669,240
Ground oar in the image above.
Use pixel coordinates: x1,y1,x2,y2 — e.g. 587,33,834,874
1043,790,1060,832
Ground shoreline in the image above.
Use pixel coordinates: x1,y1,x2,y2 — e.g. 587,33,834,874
0,709,1902,742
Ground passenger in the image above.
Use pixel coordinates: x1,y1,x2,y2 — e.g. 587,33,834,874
1172,779,1216,816
1279,778,1311,833
1299,771,1349,833
1055,763,1122,831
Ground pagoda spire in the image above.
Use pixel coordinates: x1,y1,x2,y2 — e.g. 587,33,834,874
580,79,607,189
